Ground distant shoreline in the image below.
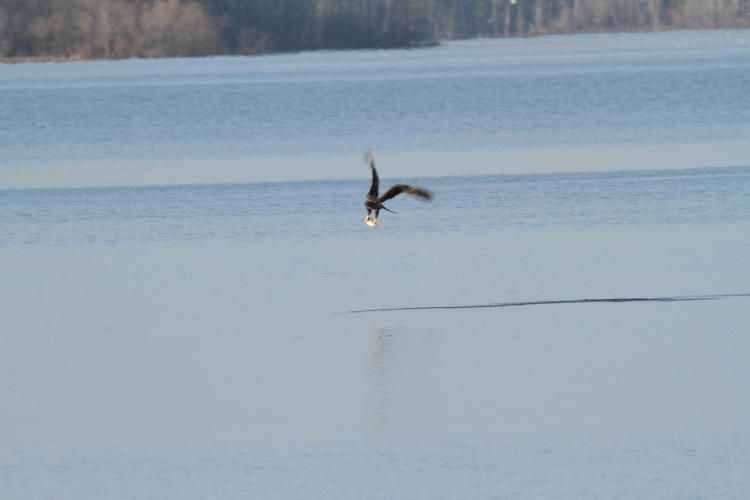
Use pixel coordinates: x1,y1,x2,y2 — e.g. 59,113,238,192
0,39,441,64
1,26,747,65
3,0,748,63
1,54,87,64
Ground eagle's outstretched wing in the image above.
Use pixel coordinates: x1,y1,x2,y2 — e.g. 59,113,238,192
363,150,379,199
378,184,433,203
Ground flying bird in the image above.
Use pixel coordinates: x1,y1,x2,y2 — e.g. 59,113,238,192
362,150,432,226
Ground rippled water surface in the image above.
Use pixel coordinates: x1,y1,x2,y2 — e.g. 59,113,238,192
2,29,750,499
2,29,750,186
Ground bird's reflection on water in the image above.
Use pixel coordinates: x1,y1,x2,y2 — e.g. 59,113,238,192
366,326,443,434
369,327,394,432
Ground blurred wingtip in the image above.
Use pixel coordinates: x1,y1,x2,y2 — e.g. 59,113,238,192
362,148,373,165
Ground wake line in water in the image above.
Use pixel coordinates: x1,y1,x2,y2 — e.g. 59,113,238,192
344,293,750,314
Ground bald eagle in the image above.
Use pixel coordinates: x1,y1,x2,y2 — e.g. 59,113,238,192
363,151,432,226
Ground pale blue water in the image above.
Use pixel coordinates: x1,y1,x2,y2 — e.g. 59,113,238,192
2,30,750,499
2,167,749,246
2,29,750,179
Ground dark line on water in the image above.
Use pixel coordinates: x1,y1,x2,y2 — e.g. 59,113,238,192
343,293,750,314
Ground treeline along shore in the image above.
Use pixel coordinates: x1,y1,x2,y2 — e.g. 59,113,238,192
2,0,750,61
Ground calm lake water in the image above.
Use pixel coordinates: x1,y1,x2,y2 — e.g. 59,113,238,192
2,28,750,186
2,29,750,499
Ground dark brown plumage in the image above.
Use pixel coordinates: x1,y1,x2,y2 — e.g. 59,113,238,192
363,150,432,226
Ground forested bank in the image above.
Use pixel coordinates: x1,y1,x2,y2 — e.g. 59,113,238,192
2,0,750,61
